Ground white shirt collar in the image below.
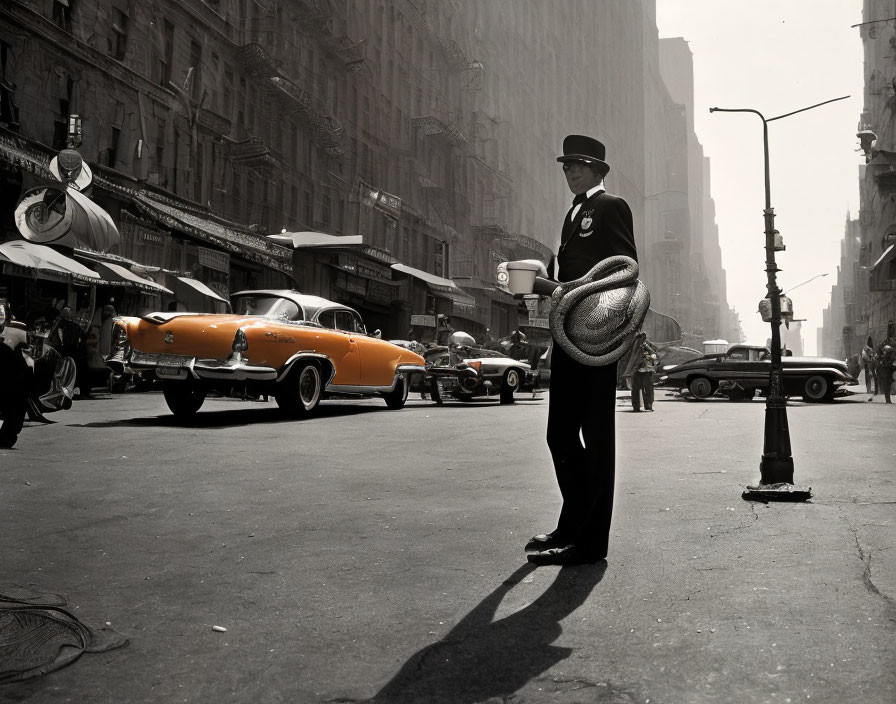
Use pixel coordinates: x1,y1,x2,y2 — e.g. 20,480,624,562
571,183,605,219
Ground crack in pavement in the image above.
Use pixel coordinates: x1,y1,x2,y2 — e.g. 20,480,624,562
845,515,896,611
532,674,639,702
709,502,759,538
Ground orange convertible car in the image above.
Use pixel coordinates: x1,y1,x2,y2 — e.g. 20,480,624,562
107,290,426,419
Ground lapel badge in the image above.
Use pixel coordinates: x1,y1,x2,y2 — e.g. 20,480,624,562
581,217,592,229
579,230,593,238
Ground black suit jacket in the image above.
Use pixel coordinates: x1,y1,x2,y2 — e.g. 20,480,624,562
555,191,637,282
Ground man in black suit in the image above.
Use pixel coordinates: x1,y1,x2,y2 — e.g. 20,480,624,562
527,134,638,566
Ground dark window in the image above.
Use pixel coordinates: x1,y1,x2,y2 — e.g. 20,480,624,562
317,310,337,329
155,117,166,185
195,140,204,201
112,8,128,60
232,172,241,209
160,20,174,87
51,76,74,150
108,127,120,167
52,0,74,31
332,310,357,332
0,41,18,128
189,40,202,101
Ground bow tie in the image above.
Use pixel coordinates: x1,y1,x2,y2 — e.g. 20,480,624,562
572,193,588,206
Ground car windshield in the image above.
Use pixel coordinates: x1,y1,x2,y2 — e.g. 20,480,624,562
231,295,302,321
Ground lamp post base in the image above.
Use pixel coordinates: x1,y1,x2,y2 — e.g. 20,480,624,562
742,482,812,503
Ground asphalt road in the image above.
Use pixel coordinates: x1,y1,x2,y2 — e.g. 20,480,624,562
1,388,894,704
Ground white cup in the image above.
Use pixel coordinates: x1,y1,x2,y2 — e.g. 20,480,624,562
505,260,543,295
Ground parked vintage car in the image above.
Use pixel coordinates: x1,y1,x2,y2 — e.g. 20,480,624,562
412,333,539,404
658,343,857,402
107,290,426,419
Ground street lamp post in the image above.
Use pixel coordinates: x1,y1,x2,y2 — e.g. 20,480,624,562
709,96,849,501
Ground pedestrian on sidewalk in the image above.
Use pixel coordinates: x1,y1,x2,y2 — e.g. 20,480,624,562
878,343,895,404
861,337,878,399
629,339,659,412
526,134,638,567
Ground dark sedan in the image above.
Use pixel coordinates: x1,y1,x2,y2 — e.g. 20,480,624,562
658,344,857,402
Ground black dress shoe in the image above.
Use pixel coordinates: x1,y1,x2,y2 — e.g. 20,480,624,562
527,545,606,566
524,533,567,552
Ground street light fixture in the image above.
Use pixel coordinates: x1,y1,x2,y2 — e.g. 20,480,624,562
709,95,849,502
781,272,829,296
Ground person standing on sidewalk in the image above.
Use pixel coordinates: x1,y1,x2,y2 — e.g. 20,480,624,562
861,337,878,399
877,343,895,404
629,339,659,412
526,134,638,567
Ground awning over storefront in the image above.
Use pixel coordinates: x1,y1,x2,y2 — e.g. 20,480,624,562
132,193,292,276
268,231,364,248
14,186,120,252
391,262,476,306
176,276,228,303
869,243,896,292
163,275,230,314
0,240,101,282
93,261,173,294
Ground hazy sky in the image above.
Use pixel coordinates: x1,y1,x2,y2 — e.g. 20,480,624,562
655,0,865,355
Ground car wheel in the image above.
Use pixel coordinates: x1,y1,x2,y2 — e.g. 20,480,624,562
429,377,443,405
500,368,521,404
276,361,322,416
802,374,833,403
688,376,716,400
162,380,206,418
382,375,409,410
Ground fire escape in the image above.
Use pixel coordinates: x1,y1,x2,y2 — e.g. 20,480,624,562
402,0,483,89
402,0,483,151
229,136,283,174
233,1,346,157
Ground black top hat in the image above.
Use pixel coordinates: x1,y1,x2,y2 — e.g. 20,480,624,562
557,135,609,172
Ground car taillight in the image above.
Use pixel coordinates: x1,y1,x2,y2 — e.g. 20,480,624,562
232,329,249,353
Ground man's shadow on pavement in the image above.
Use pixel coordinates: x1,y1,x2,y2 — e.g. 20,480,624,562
366,561,607,704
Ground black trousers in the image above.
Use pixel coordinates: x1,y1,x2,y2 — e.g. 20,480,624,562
546,343,618,558
631,371,654,410
880,365,894,403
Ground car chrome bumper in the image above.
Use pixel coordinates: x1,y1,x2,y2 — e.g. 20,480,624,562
127,349,278,382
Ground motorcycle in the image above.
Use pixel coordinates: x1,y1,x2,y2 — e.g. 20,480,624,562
27,325,77,420
0,299,77,440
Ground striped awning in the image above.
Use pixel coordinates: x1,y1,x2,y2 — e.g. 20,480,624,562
0,240,101,282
